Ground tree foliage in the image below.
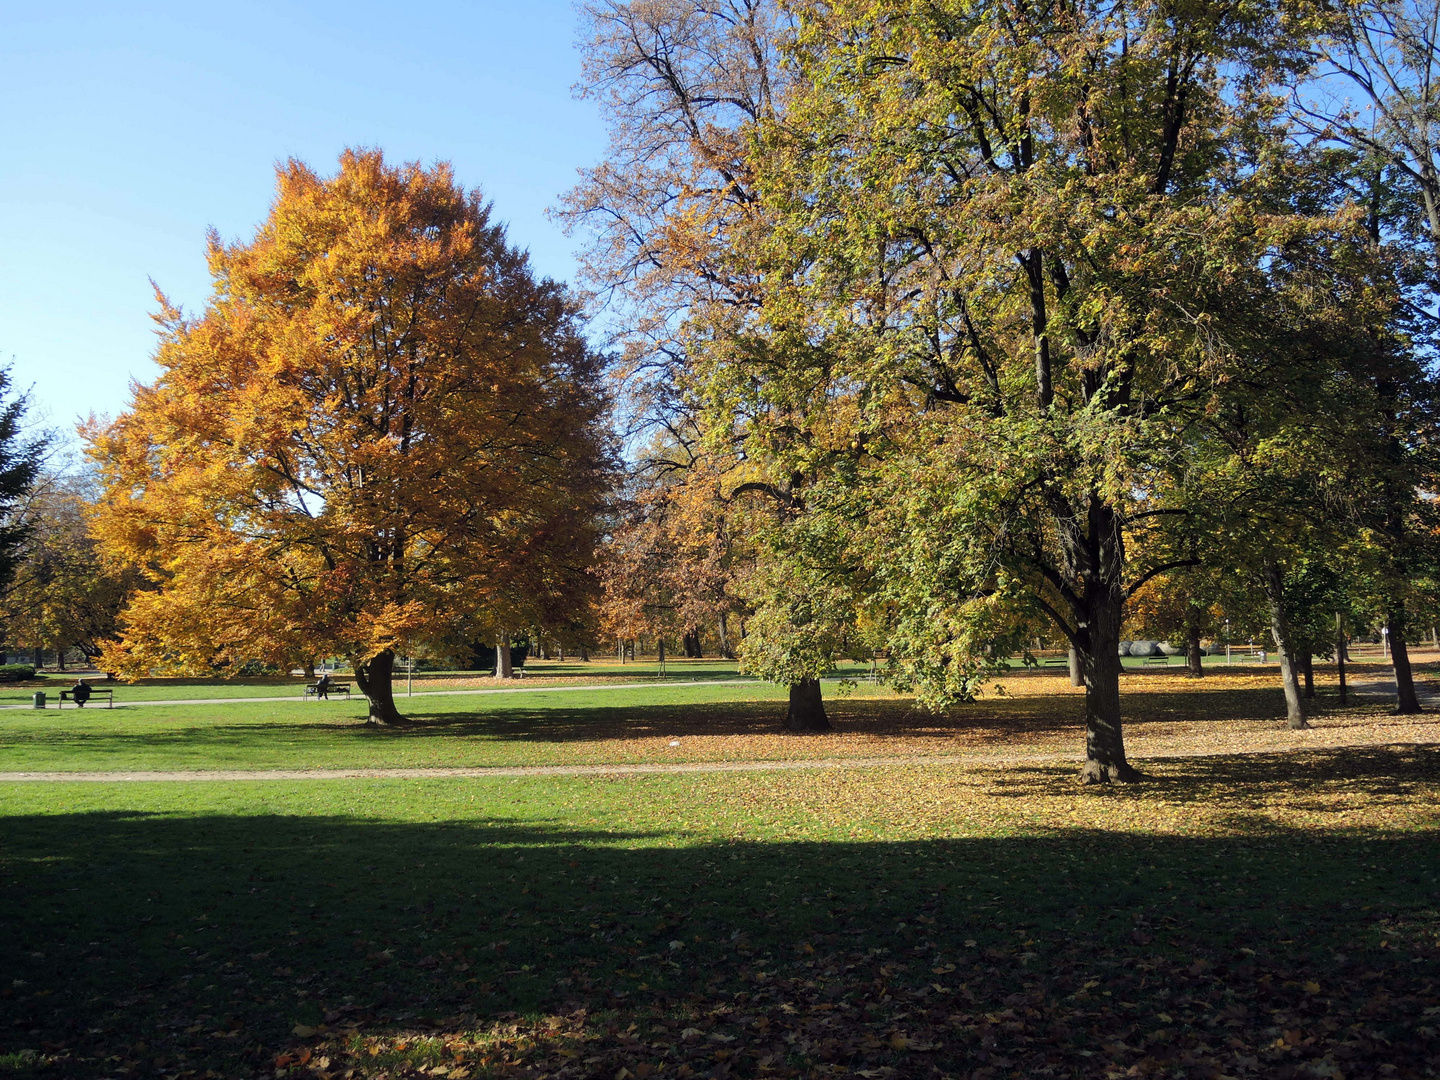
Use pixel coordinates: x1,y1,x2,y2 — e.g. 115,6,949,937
87,151,613,722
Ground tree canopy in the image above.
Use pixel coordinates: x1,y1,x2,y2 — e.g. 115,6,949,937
87,150,614,722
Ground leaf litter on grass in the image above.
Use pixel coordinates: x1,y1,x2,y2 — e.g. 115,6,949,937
3,747,1439,1078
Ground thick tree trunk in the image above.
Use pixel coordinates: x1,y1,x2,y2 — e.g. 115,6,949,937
1263,562,1309,729
683,631,703,658
718,614,734,659
495,632,513,679
304,660,316,680
1186,616,1204,677
33,647,41,669
784,678,831,732
1336,613,1348,706
57,650,65,671
1067,646,1082,687
1387,607,1422,714
580,645,589,662
353,649,406,725
1077,581,1138,784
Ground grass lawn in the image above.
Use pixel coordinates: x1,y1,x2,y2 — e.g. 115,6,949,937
2,747,1437,1079
0,661,765,707
0,667,1432,776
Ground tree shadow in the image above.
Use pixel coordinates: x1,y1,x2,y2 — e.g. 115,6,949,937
3,748,1438,1077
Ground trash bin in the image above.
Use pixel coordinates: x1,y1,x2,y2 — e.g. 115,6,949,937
32,691,46,709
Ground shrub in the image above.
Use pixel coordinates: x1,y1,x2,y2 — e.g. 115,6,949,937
0,664,37,682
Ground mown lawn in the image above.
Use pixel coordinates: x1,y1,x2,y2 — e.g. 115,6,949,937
2,747,1438,1079
0,660,762,707
0,667,1425,775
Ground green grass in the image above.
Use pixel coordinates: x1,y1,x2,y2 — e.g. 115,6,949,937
2,748,1437,1078
0,683,820,772
0,661,765,706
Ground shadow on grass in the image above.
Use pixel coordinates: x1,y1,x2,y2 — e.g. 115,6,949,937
2,683,1373,760
2,749,1438,1077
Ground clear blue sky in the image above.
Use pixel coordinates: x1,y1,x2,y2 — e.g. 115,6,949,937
0,0,605,434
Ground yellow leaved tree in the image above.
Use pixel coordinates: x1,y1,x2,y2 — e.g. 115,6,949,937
86,150,613,723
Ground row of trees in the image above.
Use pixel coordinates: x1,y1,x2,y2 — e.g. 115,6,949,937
563,0,1440,779
9,2,1437,777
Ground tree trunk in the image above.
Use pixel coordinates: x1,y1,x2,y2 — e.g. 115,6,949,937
784,678,831,732
1300,650,1314,699
718,614,734,659
304,660,316,680
1336,613,1348,706
1076,578,1138,784
495,632,513,679
683,631,703,658
1185,617,1204,678
1263,562,1309,729
33,647,41,669
353,649,406,725
580,645,589,662
1387,607,1422,714
1067,645,1082,687
57,649,66,671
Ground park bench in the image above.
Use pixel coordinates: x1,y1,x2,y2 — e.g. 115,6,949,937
1042,657,1069,668
1142,654,1172,666
59,687,114,708
305,682,352,700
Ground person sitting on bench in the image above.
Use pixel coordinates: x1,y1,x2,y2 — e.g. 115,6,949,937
70,678,93,708
315,672,331,700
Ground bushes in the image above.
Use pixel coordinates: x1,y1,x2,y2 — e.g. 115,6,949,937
0,664,37,682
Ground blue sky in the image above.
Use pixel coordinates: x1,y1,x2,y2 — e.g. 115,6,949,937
0,0,605,434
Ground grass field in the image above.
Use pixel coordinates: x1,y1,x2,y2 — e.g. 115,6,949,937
2,669,1437,1079
0,650,1318,708
0,667,1430,775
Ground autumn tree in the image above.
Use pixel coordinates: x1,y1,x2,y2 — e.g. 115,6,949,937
596,449,747,661
569,1,856,725
0,472,141,665
690,0,1374,779
1290,1,1440,712
88,150,613,723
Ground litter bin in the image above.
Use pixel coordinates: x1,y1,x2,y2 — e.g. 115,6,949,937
32,691,46,709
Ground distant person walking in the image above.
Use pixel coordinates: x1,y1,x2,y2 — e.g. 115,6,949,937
70,679,92,708
315,672,331,700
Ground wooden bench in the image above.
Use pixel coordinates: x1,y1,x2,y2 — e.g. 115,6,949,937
1041,657,1069,668
59,687,114,708
305,682,352,700
1141,654,1172,666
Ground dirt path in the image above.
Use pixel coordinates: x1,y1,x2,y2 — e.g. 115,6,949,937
2,734,1435,783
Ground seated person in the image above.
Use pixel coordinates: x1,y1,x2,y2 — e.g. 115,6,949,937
70,679,92,707
315,672,331,699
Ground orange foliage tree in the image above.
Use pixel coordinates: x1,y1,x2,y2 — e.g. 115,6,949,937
86,150,613,723
595,444,748,661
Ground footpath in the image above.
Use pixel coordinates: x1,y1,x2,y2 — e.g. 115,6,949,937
1,737,1437,783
